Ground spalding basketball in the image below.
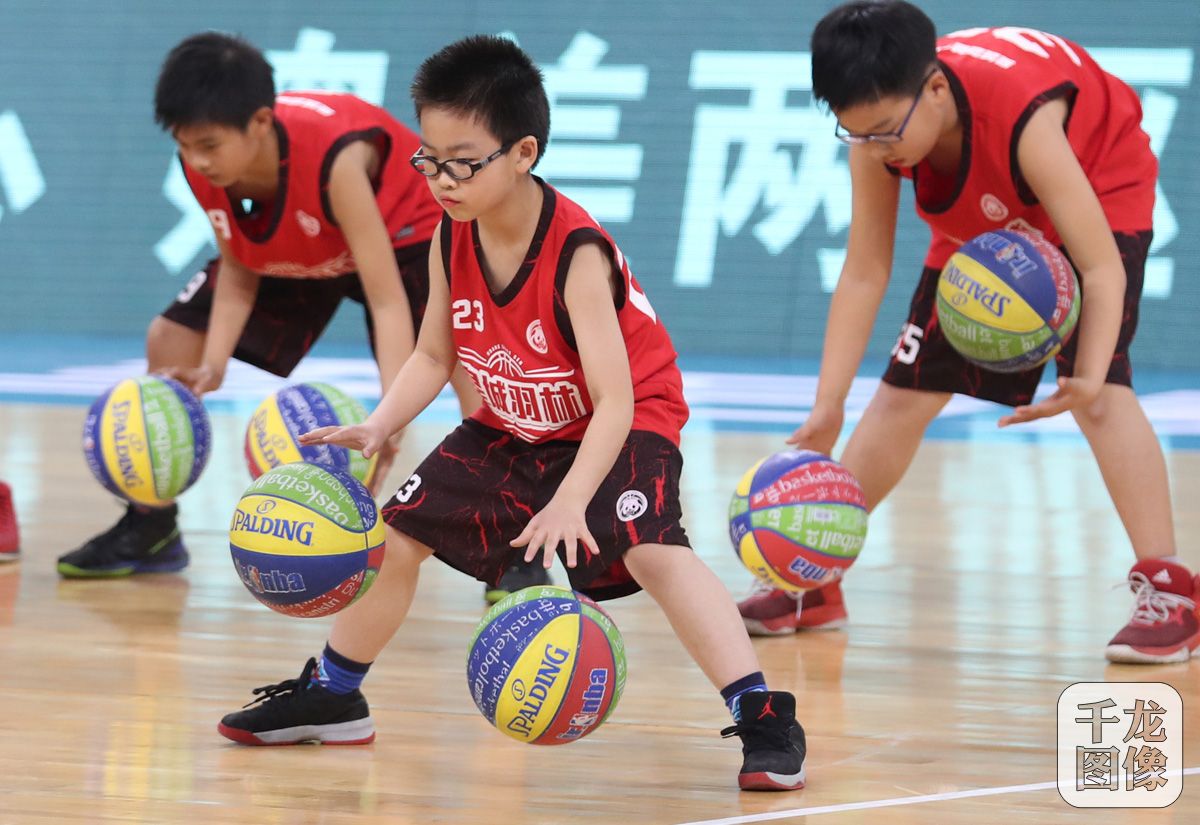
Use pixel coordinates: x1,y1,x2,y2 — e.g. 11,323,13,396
936,229,1080,373
82,375,210,507
467,586,626,745
729,450,868,591
229,462,384,618
244,382,377,486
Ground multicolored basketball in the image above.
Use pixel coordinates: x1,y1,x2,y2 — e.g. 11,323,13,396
729,450,868,591
82,375,211,507
244,382,377,486
229,462,385,618
467,586,626,746
936,229,1081,373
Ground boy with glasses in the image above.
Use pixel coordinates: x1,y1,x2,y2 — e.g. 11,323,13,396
739,1,1197,665
217,34,809,791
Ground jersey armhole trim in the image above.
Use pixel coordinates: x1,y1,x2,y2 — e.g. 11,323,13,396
1009,81,1078,207
553,227,624,353
319,127,393,226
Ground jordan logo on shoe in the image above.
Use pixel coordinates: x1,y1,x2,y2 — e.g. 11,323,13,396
1152,569,1173,587
757,695,777,720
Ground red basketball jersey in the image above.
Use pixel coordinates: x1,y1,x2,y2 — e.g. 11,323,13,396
184,92,441,278
443,180,688,445
891,28,1157,268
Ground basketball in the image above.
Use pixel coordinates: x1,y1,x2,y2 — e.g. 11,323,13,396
467,585,626,746
936,229,1081,373
244,382,377,486
229,462,385,618
81,375,211,507
729,450,868,591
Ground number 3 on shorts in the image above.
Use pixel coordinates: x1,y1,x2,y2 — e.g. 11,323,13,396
891,323,923,365
394,473,422,502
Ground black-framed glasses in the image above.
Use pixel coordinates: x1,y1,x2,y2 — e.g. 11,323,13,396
409,141,516,181
834,69,938,145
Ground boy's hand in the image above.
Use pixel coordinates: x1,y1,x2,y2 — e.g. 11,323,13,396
998,376,1104,427
299,421,389,459
161,364,224,397
367,431,405,496
510,497,600,570
786,402,843,455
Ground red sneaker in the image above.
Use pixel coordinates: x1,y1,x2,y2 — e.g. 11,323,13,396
0,482,18,562
738,580,800,636
797,579,848,631
738,579,848,635
1105,560,1199,664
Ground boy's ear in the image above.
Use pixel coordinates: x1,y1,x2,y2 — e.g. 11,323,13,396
513,135,540,172
247,106,274,136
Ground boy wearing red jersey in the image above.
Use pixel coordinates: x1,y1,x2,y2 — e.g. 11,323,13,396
57,33,501,583
739,1,1196,664
217,35,808,791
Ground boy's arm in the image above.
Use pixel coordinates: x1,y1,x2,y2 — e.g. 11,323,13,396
999,98,1125,426
788,146,900,453
168,233,259,396
326,140,415,396
510,242,632,569
301,222,458,456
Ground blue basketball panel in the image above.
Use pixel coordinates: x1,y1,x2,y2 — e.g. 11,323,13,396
229,543,367,608
467,595,581,721
957,230,1059,322
276,384,346,469
750,450,829,493
82,389,121,498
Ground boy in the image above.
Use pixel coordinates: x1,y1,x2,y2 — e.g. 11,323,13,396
0,481,18,562
53,32,550,596
739,1,1196,665
217,35,808,792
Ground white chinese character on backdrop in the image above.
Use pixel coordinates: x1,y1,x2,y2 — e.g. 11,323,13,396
0,110,45,224
675,52,850,290
528,31,648,223
154,28,389,274
1088,47,1193,300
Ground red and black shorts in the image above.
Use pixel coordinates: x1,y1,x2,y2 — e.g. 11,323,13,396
882,231,1152,407
381,420,691,602
160,242,431,377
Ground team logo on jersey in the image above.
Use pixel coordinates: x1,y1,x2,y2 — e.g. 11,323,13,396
295,209,322,237
526,320,549,354
458,345,587,442
616,490,648,522
980,194,1010,222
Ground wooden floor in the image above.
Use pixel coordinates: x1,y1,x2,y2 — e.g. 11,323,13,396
0,401,1197,824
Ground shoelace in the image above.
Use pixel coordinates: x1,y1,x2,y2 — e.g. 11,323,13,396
1118,572,1196,625
719,719,793,748
241,659,318,709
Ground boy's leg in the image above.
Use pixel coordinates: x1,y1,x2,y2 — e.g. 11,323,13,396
739,384,951,635
625,543,806,791
1073,385,1197,663
218,527,432,745
59,263,351,578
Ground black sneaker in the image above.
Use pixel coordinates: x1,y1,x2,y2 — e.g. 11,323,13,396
218,658,375,746
57,503,188,578
721,691,808,791
484,560,552,604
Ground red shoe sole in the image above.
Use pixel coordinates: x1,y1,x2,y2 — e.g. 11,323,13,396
738,770,807,791
217,723,376,746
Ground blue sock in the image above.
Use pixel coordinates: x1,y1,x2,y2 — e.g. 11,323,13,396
721,671,768,722
312,644,372,695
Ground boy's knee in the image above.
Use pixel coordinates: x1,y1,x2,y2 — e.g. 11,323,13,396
384,526,434,568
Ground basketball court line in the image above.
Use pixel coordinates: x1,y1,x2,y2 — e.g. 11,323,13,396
673,768,1200,824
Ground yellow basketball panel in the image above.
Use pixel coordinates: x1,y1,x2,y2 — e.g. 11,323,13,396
495,615,579,743
735,458,766,497
245,399,304,472
230,495,365,556
100,379,159,506
939,254,1044,334
738,533,798,592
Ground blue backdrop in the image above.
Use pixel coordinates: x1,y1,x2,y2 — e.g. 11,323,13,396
0,1,1195,368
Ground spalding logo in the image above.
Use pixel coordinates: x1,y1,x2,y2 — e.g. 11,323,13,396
505,643,570,738
231,510,316,545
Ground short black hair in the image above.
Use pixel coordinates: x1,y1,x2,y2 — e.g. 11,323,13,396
410,35,550,167
154,32,275,131
811,1,937,110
